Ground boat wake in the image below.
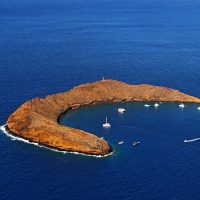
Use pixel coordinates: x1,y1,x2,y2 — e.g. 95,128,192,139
0,125,113,158
184,137,200,143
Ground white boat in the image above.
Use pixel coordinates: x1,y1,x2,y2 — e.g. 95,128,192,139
144,104,151,108
184,138,200,143
133,141,140,146
197,107,200,110
118,108,126,113
102,117,111,128
179,103,186,108
154,103,159,108
118,141,124,145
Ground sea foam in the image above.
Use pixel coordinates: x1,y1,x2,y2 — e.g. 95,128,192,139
0,125,113,158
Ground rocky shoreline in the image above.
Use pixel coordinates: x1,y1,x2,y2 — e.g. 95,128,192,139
6,80,200,156
1,125,113,157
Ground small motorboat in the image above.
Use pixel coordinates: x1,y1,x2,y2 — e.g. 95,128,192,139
184,138,200,143
132,141,140,146
118,141,124,145
118,108,126,113
102,117,111,128
144,104,151,108
154,103,159,108
197,107,200,110
179,103,186,108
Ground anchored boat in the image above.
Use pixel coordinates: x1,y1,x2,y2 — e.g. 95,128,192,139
144,104,151,108
118,108,126,113
154,103,159,108
133,141,140,146
102,117,111,128
179,103,186,108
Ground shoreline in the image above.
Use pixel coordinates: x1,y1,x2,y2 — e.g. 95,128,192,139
0,125,113,158
6,80,200,156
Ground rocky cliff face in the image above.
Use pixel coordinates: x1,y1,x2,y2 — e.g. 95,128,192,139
6,80,200,156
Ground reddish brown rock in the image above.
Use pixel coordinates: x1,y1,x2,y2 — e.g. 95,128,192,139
6,80,200,155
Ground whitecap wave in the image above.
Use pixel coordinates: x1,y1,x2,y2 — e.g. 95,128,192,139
0,125,113,158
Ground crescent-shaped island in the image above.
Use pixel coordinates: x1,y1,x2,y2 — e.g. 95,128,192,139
5,80,200,156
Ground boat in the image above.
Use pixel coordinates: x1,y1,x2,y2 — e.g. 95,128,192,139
118,141,124,145
154,103,159,108
197,107,200,110
132,141,140,146
144,104,151,107
179,103,185,108
118,108,126,113
184,138,200,143
102,117,111,128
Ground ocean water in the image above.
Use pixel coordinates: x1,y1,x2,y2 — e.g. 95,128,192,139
1,0,200,199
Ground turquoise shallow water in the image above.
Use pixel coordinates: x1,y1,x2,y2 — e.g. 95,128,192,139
1,0,200,199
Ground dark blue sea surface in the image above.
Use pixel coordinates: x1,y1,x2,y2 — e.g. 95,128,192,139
1,0,200,199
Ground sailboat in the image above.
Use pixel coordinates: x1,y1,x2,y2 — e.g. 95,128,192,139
103,117,111,128
179,97,186,108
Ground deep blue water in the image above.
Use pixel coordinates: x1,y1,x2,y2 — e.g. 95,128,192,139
1,0,200,199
